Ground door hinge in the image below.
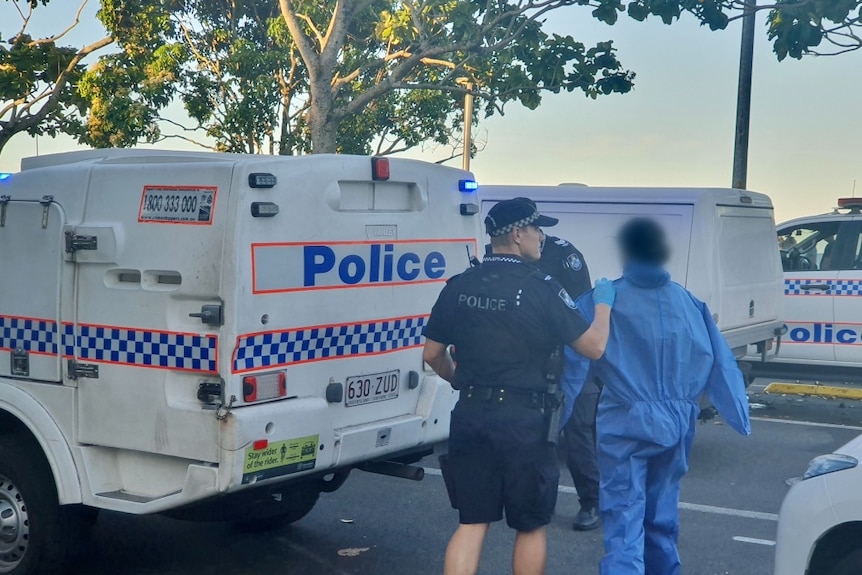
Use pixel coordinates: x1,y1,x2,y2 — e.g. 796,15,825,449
0,195,9,228
67,360,99,379
65,231,98,253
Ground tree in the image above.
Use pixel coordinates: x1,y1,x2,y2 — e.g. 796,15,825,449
79,0,635,156
0,0,113,154
275,0,636,153
611,0,862,60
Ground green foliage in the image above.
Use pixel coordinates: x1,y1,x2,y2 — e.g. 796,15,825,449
609,0,861,60
75,0,635,155
0,0,111,151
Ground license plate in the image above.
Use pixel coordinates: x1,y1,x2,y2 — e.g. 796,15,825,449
345,370,400,407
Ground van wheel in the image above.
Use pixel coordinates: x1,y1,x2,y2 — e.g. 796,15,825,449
0,433,81,575
830,548,862,575
233,489,320,532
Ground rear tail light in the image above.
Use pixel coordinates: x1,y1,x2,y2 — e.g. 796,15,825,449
243,370,287,403
371,157,390,181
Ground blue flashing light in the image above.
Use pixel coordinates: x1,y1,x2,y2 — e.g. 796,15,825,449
459,179,478,192
0,173,11,181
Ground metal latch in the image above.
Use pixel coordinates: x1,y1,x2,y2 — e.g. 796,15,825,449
0,195,9,228
67,360,99,379
40,195,53,229
11,348,28,377
189,304,223,326
65,231,98,253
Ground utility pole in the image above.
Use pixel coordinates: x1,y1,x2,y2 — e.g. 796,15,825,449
462,81,473,172
731,0,757,189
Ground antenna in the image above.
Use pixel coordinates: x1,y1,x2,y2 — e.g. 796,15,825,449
465,244,480,268
853,179,857,198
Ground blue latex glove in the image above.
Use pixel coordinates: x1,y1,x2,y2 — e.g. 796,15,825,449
592,278,615,307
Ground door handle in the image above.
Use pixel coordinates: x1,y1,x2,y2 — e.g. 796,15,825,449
800,284,830,291
189,304,223,326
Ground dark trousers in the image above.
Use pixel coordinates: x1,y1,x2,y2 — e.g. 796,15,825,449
564,390,600,507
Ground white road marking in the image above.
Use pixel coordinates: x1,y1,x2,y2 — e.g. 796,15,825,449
424,468,779,521
682,503,778,522
751,416,862,431
732,536,776,546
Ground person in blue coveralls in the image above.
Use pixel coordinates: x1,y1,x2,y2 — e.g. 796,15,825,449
562,217,751,575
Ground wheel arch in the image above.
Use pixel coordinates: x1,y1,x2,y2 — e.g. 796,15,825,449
0,385,82,505
809,521,862,574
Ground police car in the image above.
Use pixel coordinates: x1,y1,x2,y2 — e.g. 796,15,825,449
750,198,862,382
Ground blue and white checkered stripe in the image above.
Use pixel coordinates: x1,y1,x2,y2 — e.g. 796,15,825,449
77,325,217,372
0,316,57,354
0,315,217,372
234,316,427,373
785,279,862,296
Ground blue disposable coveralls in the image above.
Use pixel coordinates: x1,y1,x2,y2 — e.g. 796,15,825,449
562,262,751,575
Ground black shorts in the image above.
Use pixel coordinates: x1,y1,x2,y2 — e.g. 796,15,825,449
444,401,559,532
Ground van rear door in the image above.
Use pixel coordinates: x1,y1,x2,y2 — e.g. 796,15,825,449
717,205,784,333
226,156,477,458
480,199,695,290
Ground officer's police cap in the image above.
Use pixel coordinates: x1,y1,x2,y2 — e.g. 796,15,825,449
484,198,558,237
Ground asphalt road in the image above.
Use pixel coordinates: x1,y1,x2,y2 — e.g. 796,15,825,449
73,384,862,575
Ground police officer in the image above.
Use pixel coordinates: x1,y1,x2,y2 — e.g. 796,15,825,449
422,198,616,575
536,233,602,532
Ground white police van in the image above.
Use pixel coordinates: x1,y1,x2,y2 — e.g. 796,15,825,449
0,150,481,575
478,185,785,362
749,198,862,382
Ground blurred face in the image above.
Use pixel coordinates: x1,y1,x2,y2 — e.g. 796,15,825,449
514,224,544,261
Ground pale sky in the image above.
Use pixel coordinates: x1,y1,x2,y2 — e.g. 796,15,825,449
2,1,860,224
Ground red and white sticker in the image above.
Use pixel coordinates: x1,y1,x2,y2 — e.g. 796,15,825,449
138,185,217,225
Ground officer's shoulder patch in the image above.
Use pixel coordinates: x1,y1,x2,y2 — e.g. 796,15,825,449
554,238,569,247
565,252,583,271
558,288,577,310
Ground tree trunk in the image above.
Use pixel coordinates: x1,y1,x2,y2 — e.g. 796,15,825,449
309,81,337,154
310,117,338,154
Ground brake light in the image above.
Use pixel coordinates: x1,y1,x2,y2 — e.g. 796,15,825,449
371,157,390,181
253,439,269,450
243,371,287,402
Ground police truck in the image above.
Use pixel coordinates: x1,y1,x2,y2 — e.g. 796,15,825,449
0,150,481,575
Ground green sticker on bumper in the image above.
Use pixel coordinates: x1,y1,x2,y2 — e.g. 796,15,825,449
242,435,318,484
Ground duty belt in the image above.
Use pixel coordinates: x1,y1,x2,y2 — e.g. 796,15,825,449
459,385,545,409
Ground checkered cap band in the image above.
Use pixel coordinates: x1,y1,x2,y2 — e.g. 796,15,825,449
487,212,540,237
233,316,427,373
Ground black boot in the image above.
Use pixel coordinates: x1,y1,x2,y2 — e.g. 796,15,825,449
572,504,600,531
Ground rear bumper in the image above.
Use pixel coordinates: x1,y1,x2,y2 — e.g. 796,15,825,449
725,320,783,359
82,374,456,515
215,373,456,494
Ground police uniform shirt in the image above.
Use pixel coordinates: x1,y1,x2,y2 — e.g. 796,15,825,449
537,235,600,396
423,254,590,392
537,236,591,300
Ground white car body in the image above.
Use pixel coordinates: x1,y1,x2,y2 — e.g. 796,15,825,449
774,433,862,575
751,200,862,382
